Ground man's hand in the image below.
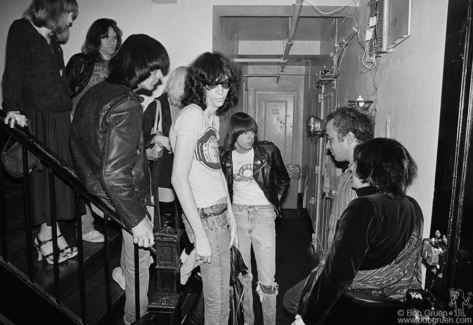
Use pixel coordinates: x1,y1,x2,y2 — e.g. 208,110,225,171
228,207,239,249
195,236,212,264
153,133,172,152
291,315,305,325
131,217,154,248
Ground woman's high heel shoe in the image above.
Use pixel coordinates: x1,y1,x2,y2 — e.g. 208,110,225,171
33,234,78,265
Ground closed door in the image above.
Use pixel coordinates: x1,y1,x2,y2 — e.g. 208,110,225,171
255,91,295,163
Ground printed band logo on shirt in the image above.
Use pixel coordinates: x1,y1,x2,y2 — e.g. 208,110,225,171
195,128,221,170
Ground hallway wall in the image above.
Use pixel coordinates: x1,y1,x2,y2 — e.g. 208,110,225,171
0,0,350,102
332,0,448,235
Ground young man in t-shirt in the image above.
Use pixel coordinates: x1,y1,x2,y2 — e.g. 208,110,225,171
220,112,290,325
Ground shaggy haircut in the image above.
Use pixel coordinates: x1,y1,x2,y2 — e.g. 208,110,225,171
81,18,123,62
223,112,259,151
163,66,188,108
326,107,373,143
182,52,241,115
354,138,418,199
23,0,78,39
107,34,169,90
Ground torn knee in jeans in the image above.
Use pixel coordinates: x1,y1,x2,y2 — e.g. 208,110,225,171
256,281,279,302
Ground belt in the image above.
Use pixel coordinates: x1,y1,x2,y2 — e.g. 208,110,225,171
200,203,228,219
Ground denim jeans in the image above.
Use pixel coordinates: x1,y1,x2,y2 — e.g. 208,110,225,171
92,201,152,324
183,202,231,325
233,204,278,325
121,228,151,324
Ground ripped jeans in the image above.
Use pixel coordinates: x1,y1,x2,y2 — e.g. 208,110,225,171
233,204,278,325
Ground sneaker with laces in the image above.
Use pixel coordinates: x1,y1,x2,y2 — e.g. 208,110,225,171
82,229,105,243
112,267,125,290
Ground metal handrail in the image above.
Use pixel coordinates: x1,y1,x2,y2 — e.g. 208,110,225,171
0,109,156,324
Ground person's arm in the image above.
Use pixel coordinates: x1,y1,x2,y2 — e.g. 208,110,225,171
2,21,27,115
143,100,157,148
65,54,80,96
100,99,153,247
271,144,291,201
299,198,378,324
171,134,212,263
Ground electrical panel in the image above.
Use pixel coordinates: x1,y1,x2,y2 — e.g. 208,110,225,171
367,0,411,59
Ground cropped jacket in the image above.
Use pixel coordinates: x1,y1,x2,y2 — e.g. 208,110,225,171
70,81,151,230
220,141,290,217
65,53,95,98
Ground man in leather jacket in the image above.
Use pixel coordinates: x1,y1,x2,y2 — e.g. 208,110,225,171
66,18,123,243
70,34,169,325
220,112,290,325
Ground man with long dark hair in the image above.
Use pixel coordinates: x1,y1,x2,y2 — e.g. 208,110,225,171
170,52,241,324
70,34,169,324
66,18,123,243
220,112,290,325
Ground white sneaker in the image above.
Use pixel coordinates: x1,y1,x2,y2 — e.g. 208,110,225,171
112,267,125,290
82,229,105,243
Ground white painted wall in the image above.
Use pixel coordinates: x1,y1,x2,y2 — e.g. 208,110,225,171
0,0,351,102
335,0,448,236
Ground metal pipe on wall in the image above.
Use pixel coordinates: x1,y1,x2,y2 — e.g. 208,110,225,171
280,0,304,72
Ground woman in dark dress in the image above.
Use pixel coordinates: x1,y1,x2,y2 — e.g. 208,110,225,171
3,0,79,264
143,66,187,228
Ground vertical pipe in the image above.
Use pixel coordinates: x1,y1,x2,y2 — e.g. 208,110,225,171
280,0,304,72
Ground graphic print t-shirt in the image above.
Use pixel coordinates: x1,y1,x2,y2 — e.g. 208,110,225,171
72,60,109,112
169,104,226,208
232,149,269,205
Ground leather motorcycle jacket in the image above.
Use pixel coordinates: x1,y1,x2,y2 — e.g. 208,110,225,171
70,81,151,230
65,53,95,98
220,141,290,217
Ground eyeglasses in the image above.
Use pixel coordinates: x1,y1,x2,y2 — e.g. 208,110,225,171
206,81,232,90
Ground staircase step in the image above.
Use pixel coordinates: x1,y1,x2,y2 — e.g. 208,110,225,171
61,244,125,325
5,220,122,296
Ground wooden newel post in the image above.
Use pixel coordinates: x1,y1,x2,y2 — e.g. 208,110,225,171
149,226,182,324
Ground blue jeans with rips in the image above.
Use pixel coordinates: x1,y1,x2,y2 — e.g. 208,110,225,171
183,202,231,325
233,204,278,325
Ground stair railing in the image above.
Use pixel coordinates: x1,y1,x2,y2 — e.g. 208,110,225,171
0,109,156,325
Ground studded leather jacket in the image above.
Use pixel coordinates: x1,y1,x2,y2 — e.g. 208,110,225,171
70,81,151,230
220,141,290,217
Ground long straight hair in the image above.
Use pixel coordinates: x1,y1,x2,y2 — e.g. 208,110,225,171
164,66,187,108
107,34,169,90
23,0,78,36
223,112,259,151
81,18,123,62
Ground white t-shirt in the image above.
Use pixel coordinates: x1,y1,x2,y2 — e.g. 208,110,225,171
232,149,270,205
169,104,226,208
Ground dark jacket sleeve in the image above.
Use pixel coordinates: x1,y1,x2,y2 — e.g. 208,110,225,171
299,197,379,324
270,144,290,201
100,98,147,229
143,100,157,148
2,21,27,114
65,53,93,98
